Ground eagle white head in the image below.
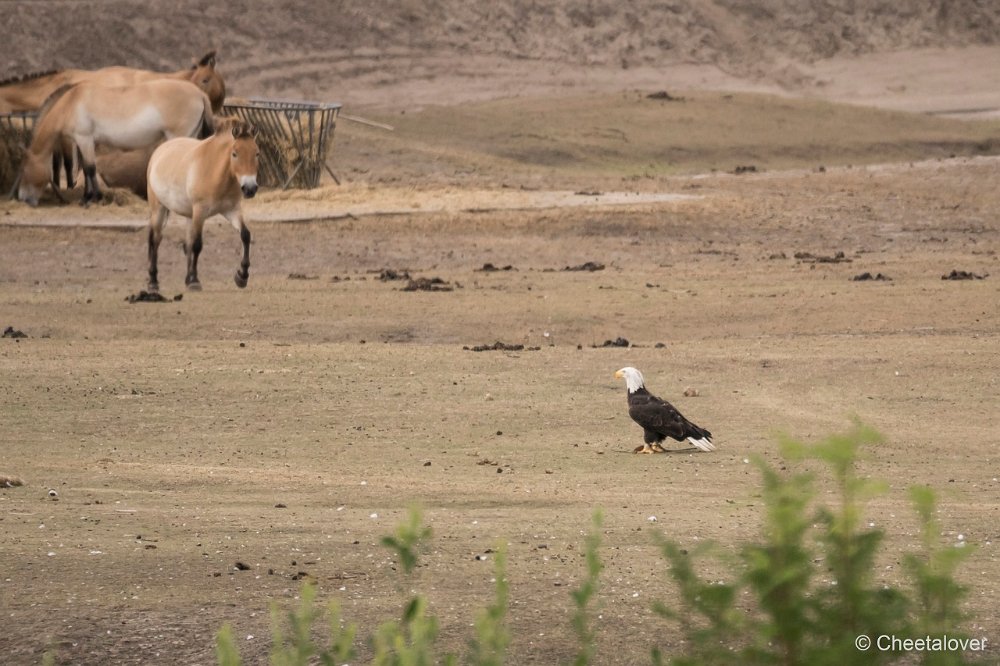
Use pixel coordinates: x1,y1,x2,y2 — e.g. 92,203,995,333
614,367,645,393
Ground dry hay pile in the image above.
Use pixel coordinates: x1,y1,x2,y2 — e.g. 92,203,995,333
250,114,315,189
0,114,35,193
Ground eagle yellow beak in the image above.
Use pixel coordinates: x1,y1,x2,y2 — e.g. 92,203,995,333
614,369,624,379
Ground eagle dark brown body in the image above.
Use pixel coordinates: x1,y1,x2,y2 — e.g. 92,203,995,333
615,367,716,453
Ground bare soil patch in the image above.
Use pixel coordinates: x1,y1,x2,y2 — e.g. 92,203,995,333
2,152,999,664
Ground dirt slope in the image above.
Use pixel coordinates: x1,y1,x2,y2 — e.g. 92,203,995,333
5,1,1000,103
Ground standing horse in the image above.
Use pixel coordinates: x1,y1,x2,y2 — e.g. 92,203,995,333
0,51,225,114
16,79,214,206
146,119,259,292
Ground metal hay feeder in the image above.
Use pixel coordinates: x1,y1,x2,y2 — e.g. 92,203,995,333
222,99,342,190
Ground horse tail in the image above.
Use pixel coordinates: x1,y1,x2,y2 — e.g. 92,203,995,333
198,93,215,139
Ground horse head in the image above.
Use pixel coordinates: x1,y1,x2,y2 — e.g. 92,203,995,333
229,121,259,198
189,51,226,114
17,83,77,206
17,149,54,206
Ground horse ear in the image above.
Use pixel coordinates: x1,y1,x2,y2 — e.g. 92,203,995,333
231,125,240,138
191,51,217,69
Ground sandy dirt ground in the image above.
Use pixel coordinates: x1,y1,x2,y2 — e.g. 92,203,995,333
2,15,1000,663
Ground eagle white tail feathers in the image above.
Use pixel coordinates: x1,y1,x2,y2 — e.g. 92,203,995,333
688,437,716,452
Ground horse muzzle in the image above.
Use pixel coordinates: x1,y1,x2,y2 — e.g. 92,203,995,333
240,177,258,199
16,183,40,208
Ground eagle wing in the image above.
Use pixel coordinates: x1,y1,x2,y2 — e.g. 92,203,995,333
628,392,690,439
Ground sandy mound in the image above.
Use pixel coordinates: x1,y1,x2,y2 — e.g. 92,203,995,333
4,1,1000,110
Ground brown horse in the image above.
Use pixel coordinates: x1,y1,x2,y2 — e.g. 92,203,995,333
96,143,159,199
0,70,76,114
17,79,214,206
0,51,225,114
146,119,259,292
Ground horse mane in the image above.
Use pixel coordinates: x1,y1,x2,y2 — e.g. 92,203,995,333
215,116,256,138
0,69,62,88
36,83,77,119
231,121,257,139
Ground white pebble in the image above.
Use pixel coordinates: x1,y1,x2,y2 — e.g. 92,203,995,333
369,513,378,519
647,516,657,522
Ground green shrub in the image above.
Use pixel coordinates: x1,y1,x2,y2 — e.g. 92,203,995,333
652,421,976,666
466,544,510,666
571,510,604,666
215,582,355,666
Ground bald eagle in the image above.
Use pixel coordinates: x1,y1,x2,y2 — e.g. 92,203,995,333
614,367,715,453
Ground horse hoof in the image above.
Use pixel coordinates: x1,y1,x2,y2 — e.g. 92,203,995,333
234,271,248,289
148,284,159,294
187,281,202,291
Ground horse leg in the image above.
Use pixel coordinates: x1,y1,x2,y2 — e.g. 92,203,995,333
76,137,102,205
63,145,75,189
185,210,206,290
147,197,168,293
48,145,68,203
225,210,252,288
51,152,62,189
51,139,75,189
